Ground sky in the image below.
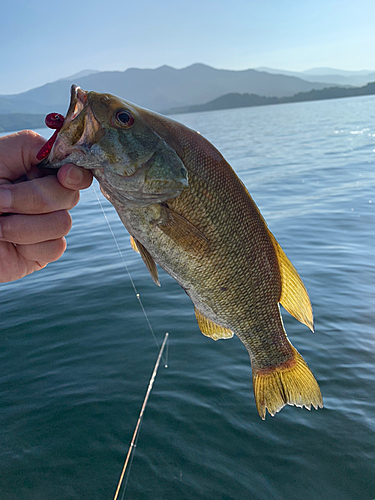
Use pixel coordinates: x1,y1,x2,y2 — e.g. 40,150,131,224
1,0,375,95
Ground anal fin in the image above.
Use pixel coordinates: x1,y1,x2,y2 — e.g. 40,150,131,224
195,308,233,341
130,236,140,253
130,236,160,287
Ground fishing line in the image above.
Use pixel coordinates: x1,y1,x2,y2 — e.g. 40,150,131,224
92,183,168,367
92,183,170,498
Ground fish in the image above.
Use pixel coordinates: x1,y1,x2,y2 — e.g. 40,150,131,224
42,84,323,419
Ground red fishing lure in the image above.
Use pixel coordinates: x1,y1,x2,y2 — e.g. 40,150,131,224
36,113,65,161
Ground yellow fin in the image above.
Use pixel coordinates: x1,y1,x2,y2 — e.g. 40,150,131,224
130,236,140,253
158,205,210,256
253,346,323,420
195,308,233,341
131,236,160,287
268,231,314,332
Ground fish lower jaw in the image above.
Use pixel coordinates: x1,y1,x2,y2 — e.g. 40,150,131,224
48,136,87,168
49,148,103,170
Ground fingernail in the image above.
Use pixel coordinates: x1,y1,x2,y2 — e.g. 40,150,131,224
0,188,12,209
66,166,83,186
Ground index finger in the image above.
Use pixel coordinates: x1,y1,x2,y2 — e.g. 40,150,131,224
0,130,46,182
0,175,80,215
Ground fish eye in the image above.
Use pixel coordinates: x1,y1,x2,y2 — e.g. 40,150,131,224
115,110,134,128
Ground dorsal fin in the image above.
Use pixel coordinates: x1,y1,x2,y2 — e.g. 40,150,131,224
130,236,160,287
195,308,233,341
268,230,314,332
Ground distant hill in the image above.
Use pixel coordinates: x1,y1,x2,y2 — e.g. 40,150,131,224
0,113,45,133
167,82,375,115
0,63,331,115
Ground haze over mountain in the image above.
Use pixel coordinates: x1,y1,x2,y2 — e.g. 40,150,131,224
59,70,101,81
256,67,375,87
0,63,340,115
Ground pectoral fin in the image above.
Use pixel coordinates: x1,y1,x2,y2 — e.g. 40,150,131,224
268,230,314,332
195,308,233,341
130,236,160,287
157,205,210,255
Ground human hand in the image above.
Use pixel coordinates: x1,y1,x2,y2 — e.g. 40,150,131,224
0,130,93,283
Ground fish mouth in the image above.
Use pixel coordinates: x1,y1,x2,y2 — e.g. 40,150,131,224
48,85,103,167
63,84,103,148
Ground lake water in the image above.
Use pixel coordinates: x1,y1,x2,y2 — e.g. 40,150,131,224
1,96,375,500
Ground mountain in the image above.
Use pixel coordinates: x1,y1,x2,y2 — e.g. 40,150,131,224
3,78,375,132
256,67,375,87
0,63,332,115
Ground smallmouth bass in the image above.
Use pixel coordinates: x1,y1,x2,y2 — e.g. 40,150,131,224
43,85,323,419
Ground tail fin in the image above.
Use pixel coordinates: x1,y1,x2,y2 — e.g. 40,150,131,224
252,346,323,420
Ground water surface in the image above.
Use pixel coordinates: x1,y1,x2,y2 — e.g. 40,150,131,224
1,96,375,499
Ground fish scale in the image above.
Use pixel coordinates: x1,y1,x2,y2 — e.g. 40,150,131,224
43,85,323,419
